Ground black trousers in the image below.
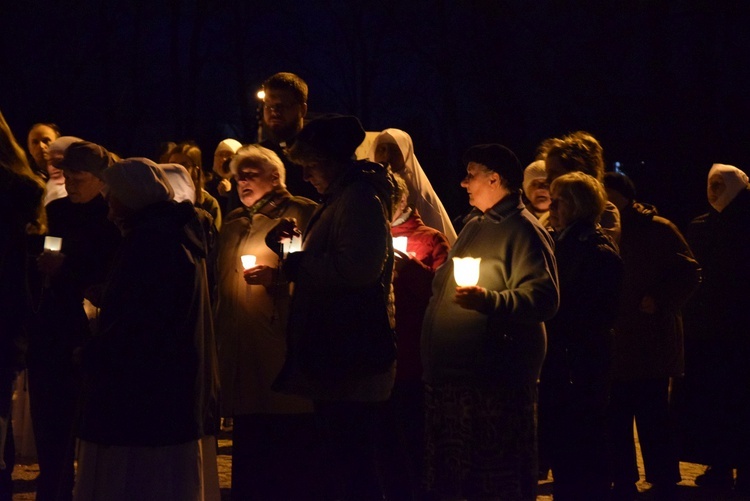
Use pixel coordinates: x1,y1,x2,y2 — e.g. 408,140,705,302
27,357,78,501
376,380,425,501
0,377,16,501
314,400,384,501
231,413,323,501
609,378,681,486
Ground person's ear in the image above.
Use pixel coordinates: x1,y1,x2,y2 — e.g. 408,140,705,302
489,172,501,188
300,102,308,118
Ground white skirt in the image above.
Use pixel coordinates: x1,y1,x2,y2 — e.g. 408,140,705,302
73,438,216,501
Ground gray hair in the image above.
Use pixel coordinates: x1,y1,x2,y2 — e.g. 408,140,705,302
229,144,286,188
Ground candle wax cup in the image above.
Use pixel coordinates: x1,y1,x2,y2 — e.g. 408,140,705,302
241,254,257,270
453,257,481,287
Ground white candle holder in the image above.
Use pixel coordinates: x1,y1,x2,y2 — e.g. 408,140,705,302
393,236,408,254
453,257,481,286
44,236,62,252
240,254,257,270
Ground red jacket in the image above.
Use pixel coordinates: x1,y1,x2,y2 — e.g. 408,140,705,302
391,209,450,381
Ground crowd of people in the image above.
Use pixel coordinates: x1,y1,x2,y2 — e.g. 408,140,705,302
0,71,748,501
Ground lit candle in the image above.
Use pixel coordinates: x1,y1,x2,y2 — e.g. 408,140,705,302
241,254,257,270
44,236,62,252
393,236,408,254
453,257,481,286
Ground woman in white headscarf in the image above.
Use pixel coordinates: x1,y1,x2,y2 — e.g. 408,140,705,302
75,158,218,501
680,163,750,492
369,128,457,243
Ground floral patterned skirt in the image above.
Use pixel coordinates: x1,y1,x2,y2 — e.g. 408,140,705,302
423,383,537,501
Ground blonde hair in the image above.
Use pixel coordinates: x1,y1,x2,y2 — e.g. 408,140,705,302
0,110,46,233
229,144,286,189
550,171,606,225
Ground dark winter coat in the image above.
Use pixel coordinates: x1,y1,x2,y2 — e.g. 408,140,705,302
0,168,43,376
214,190,316,416
611,202,699,380
542,220,622,400
685,189,750,346
273,161,396,402
78,201,216,446
28,195,121,364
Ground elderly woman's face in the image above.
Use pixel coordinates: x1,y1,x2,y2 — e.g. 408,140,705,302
236,161,277,207
302,162,337,194
549,187,574,231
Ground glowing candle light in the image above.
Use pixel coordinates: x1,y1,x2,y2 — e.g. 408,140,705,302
285,237,302,255
241,254,257,270
453,257,481,286
393,236,408,254
44,236,62,252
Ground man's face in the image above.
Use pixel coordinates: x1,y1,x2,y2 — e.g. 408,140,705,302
263,89,306,142
64,170,104,204
27,125,58,168
236,161,277,207
526,178,551,212
545,154,568,184
460,162,499,212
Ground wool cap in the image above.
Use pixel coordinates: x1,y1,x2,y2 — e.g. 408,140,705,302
58,141,114,177
102,158,174,211
292,114,366,162
462,144,523,191
523,160,547,195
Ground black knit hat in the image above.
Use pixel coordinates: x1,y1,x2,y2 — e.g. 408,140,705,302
291,114,366,162
462,144,523,191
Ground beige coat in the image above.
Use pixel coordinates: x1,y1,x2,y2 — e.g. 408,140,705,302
214,190,316,415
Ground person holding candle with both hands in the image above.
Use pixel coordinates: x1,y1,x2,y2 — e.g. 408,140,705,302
420,144,559,501
268,115,397,500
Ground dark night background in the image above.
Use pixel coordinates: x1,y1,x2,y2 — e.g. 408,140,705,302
2,1,749,229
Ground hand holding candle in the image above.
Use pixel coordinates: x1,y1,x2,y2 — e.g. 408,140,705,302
38,236,65,277
243,264,276,287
